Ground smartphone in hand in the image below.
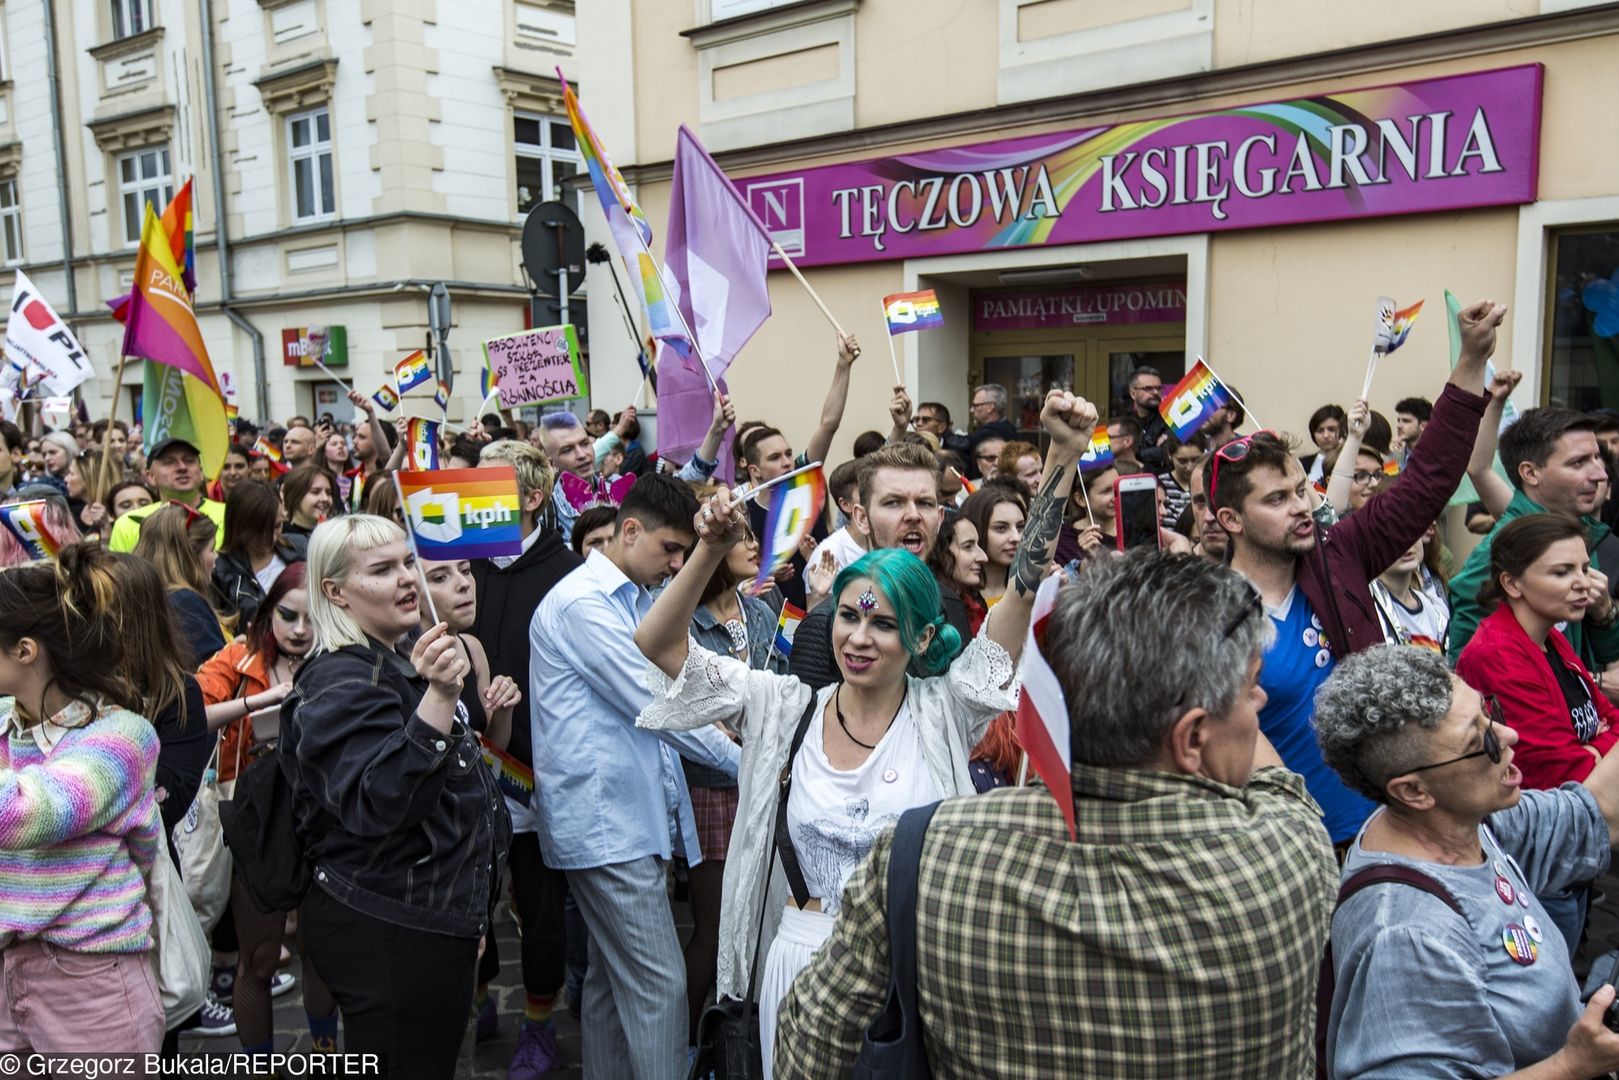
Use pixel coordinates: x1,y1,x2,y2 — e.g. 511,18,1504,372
1115,473,1161,552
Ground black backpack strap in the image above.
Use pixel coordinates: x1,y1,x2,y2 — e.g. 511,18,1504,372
774,691,824,910
887,801,940,1035
1315,864,1463,1079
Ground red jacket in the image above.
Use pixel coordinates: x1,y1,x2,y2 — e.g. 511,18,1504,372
1298,382,1488,659
1456,604,1619,788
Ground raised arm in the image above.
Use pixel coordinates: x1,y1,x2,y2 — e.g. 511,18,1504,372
1325,399,1369,514
1448,300,1508,395
347,389,391,468
635,486,749,679
802,333,860,467
985,390,1097,661
1467,369,1522,519
694,391,736,468
886,384,912,445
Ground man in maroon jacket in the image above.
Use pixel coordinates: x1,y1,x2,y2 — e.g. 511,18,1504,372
1202,299,1505,846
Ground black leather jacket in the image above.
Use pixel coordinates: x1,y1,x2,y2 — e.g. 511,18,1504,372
281,639,510,937
212,533,309,628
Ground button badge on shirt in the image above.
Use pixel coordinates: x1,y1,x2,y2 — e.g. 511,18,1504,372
882,768,898,784
1524,915,1545,944
1503,924,1538,966
1494,875,1516,906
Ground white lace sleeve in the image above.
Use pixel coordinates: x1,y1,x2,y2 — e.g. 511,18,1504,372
638,638,751,733
940,627,1021,748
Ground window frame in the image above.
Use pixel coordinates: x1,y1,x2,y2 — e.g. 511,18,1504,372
285,105,336,225
109,0,154,40
0,179,21,266
115,145,173,246
513,110,582,219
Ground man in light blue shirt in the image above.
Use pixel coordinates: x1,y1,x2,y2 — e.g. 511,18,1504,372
530,472,740,1079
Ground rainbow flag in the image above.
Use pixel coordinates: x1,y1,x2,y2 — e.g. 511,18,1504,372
395,350,433,396
224,402,239,422
372,382,400,411
1079,430,1113,473
397,465,523,560
406,417,441,471
122,202,229,479
434,379,450,413
252,435,289,476
774,602,808,657
480,738,535,807
754,467,827,590
883,290,944,334
1158,358,1235,442
1378,297,1425,355
1382,457,1401,478
0,500,65,560
559,72,689,356
162,177,196,297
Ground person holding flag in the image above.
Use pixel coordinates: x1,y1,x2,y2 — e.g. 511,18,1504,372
633,388,1094,1078
1204,298,1504,849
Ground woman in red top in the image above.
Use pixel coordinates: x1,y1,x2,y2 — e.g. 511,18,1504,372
1456,514,1619,791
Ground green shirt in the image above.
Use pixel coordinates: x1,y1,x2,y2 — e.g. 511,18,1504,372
775,766,1337,1079
106,496,226,553
1447,488,1619,668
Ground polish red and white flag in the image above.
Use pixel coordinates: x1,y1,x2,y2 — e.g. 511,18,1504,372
1014,573,1074,837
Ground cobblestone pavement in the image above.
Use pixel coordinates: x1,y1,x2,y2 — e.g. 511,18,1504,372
178,889,697,1079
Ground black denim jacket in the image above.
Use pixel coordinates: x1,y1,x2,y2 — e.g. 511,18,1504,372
281,639,510,938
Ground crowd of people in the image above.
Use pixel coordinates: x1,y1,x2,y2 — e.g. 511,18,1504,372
12,298,1619,1077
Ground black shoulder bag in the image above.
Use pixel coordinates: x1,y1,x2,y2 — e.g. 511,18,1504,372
690,692,822,1080
852,800,939,1080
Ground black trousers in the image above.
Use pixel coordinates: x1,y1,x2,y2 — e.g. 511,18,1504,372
483,831,569,996
302,887,477,1079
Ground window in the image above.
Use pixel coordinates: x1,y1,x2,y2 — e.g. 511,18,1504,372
514,112,580,217
110,0,153,39
1546,226,1619,411
117,146,172,244
0,181,20,265
287,107,335,222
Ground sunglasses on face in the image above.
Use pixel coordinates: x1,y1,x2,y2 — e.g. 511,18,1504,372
1406,696,1504,774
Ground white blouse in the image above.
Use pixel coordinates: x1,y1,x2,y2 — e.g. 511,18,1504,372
638,630,1019,999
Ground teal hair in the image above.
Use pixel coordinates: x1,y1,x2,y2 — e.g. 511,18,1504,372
832,548,963,677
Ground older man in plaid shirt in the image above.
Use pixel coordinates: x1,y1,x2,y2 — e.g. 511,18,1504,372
775,551,1338,1078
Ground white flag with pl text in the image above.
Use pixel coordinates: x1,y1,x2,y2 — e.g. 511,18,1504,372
4,270,95,396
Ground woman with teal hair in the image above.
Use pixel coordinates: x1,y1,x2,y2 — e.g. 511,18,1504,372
636,391,1096,1076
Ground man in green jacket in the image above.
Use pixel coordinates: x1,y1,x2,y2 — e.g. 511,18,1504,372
1448,407,1617,669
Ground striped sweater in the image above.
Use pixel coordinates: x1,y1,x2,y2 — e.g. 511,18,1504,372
0,698,162,953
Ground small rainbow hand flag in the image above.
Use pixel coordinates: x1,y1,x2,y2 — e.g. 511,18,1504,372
373,382,400,411
1158,358,1236,442
394,350,433,396
397,465,523,560
251,436,289,476
0,501,65,560
480,738,535,807
406,417,441,471
1079,430,1114,473
883,290,943,335
753,467,827,590
774,602,807,657
1376,297,1425,356
434,379,450,413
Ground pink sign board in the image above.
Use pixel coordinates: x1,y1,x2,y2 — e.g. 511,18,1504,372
740,65,1542,269
974,282,1187,331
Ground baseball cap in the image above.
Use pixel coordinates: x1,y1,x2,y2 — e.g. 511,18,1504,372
147,437,202,462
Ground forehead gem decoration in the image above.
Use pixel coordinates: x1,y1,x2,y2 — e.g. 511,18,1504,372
857,588,878,613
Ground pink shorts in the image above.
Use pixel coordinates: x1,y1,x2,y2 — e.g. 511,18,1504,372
0,939,164,1052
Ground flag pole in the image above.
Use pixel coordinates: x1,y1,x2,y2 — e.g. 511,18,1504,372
390,471,442,626
313,357,354,395
100,354,130,479
630,230,719,394
731,459,822,503
880,303,903,386
773,242,845,337
1359,348,1381,402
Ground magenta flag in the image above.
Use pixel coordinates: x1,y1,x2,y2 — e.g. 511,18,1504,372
661,125,773,380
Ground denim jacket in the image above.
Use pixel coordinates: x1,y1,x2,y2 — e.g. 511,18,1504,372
682,590,783,791
281,639,511,938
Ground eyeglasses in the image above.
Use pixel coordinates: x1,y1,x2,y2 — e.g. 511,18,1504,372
970,400,995,411
1207,429,1276,506
1405,696,1504,774
1351,470,1383,487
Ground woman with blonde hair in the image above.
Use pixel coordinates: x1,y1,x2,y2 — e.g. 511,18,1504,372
282,515,508,1075
133,502,228,666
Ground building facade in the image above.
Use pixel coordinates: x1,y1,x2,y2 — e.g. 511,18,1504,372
5,0,588,425
576,0,1619,470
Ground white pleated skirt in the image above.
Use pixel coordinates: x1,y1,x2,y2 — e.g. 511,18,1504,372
758,905,835,1080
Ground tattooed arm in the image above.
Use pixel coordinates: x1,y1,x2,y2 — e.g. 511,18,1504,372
984,390,1097,662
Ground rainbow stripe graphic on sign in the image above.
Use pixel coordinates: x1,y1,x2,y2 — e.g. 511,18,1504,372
754,468,827,590
882,290,944,335
1079,430,1113,473
1158,359,1235,441
406,418,441,471
0,500,64,560
397,465,523,560
394,350,433,395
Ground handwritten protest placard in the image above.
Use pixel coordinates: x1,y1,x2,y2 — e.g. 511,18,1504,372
482,325,587,408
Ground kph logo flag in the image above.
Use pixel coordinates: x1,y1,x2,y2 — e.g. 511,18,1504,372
397,466,523,560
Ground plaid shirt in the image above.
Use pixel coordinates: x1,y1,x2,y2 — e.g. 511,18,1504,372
774,765,1337,1079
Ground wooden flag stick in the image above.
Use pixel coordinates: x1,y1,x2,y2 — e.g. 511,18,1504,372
630,230,718,394
881,307,903,385
732,459,822,503
314,357,354,395
100,354,130,479
773,242,845,337
390,471,442,626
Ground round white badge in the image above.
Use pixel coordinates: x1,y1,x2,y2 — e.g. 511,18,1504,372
1303,628,1319,648
1524,915,1544,943
1315,649,1331,668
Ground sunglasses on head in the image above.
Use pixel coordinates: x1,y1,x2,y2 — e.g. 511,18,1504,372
1207,429,1276,506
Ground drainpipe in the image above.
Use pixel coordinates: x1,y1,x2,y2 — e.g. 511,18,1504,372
198,0,269,417
41,0,77,312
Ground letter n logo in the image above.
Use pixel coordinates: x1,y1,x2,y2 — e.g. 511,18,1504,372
747,178,804,259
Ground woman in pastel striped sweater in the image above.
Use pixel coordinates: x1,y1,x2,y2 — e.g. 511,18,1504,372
0,544,166,1052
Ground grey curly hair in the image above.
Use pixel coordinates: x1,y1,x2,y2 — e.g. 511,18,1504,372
1313,645,1455,802
1046,550,1274,768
